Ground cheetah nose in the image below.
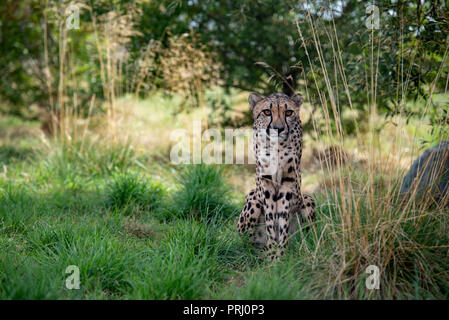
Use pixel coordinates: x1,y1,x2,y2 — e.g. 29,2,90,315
273,124,284,133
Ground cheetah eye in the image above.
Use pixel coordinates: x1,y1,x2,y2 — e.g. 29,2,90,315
285,110,293,116
263,109,272,116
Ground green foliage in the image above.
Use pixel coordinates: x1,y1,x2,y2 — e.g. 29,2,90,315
47,140,136,177
0,0,47,109
166,164,237,220
2,0,447,131
0,145,35,164
105,172,165,214
37,224,135,295
0,254,62,300
126,218,227,299
136,0,448,114
137,0,309,95
0,182,37,235
219,263,311,300
1,137,449,299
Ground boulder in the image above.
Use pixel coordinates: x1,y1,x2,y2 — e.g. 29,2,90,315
400,140,449,206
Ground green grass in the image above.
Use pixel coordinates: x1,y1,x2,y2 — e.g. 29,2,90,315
105,172,165,215
0,114,448,300
162,164,238,221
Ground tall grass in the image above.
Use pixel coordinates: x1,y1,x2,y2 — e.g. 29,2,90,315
285,6,449,298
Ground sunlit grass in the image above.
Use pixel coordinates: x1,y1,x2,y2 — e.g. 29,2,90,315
0,88,448,299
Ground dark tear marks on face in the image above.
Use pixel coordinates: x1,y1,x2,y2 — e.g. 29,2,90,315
249,92,303,139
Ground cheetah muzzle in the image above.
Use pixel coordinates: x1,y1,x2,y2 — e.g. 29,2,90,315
237,92,316,261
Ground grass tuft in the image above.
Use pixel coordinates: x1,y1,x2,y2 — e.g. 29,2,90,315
105,172,164,215
165,164,237,220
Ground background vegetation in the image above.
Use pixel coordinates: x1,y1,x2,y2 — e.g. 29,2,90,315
0,0,448,299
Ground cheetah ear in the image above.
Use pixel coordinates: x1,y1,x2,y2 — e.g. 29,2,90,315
248,93,264,112
290,93,303,107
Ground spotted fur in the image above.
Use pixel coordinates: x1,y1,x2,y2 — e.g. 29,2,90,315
237,92,316,261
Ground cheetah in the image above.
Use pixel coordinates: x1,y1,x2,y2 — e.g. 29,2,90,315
237,92,316,260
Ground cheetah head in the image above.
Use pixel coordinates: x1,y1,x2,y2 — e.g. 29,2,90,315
249,92,303,142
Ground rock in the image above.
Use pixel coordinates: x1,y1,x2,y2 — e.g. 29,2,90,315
400,140,449,206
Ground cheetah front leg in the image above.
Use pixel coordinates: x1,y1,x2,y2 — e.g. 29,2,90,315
300,194,316,223
275,183,298,258
289,193,316,236
237,189,263,243
256,181,278,261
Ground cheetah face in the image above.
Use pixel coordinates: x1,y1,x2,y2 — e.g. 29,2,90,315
249,92,303,142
